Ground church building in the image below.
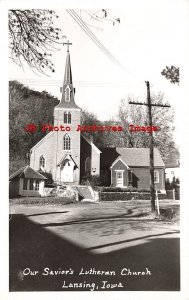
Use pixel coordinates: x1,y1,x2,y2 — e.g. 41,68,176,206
29,45,165,191
29,46,101,185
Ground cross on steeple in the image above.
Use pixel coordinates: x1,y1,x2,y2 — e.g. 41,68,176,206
63,40,72,52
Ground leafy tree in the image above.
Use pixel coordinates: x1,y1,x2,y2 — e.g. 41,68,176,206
161,66,179,84
81,175,102,187
38,170,53,184
9,10,64,74
9,81,59,174
81,109,105,148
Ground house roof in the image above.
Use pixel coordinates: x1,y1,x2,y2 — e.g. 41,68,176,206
100,147,164,168
9,166,47,180
116,147,164,167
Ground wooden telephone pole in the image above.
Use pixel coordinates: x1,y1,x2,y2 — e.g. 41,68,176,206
129,81,170,212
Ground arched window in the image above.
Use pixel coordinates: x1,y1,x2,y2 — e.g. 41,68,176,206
64,111,68,123
68,112,71,124
63,134,71,150
39,155,45,168
85,157,91,176
65,86,71,102
64,111,71,124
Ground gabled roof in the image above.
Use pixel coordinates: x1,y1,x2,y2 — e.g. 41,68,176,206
57,154,78,168
9,166,47,180
100,147,164,168
82,134,102,154
115,147,164,167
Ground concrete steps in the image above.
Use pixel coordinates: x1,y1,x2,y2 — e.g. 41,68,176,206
75,186,94,200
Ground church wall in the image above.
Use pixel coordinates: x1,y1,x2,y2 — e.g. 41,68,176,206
55,109,81,183
91,146,100,176
80,135,91,180
30,133,57,179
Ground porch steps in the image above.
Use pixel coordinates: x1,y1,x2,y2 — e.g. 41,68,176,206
75,186,94,201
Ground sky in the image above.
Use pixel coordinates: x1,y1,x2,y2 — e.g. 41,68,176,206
9,3,183,129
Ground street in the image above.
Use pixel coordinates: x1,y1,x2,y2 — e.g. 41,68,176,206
9,200,180,291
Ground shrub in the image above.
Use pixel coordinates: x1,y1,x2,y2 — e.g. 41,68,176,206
101,187,150,193
99,191,167,201
81,175,102,187
38,170,53,184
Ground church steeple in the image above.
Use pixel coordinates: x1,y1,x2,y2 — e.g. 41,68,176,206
63,51,73,86
56,41,81,109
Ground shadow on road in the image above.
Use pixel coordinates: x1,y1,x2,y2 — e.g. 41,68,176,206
9,214,180,292
27,211,69,217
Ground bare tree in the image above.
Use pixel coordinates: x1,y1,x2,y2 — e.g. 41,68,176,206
9,10,65,74
117,93,175,161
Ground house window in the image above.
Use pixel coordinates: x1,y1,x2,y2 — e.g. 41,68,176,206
116,171,124,187
23,179,28,190
154,170,159,183
35,180,40,191
29,179,34,190
68,112,71,124
128,169,133,186
65,86,71,102
117,172,123,179
63,134,71,150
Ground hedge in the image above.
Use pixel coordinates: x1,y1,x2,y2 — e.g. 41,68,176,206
99,192,167,201
9,196,76,206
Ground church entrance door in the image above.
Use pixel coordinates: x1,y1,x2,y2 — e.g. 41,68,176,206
61,160,74,183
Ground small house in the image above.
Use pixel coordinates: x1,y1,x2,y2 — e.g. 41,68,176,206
100,147,165,191
9,166,46,197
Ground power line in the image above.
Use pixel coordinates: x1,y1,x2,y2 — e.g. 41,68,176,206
67,9,142,83
67,10,120,64
9,78,143,88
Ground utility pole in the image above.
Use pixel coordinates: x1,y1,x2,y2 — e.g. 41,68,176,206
129,81,170,212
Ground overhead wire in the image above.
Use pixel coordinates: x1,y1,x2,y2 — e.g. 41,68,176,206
66,9,143,84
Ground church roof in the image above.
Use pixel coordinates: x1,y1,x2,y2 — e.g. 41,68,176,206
55,50,81,110
57,154,78,168
9,166,47,180
100,147,164,168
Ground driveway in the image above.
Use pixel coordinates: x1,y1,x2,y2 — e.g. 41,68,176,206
9,200,180,291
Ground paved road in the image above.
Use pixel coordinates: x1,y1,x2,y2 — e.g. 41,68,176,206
9,201,180,291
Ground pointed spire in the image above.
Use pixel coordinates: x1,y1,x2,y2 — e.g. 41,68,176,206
63,51,73,86
56,42,81,109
